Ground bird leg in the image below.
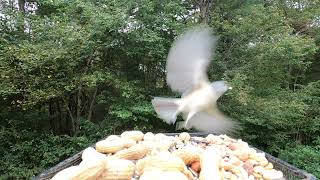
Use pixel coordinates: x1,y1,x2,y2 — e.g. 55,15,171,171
184,111,197,129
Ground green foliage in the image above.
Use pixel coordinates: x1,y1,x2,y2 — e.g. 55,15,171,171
209,0,319,150
279,144,320,178
0,126,92,179
0,0,319,179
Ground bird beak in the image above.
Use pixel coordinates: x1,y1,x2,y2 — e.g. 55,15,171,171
228,86,233,90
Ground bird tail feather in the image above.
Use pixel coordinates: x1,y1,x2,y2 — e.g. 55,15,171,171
151,97,181,124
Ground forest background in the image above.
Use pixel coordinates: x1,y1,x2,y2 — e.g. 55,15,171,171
0,0,320,179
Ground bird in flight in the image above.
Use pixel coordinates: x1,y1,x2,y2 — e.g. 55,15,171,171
151,26,238,134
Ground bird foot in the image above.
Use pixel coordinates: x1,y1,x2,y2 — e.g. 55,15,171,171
176,121,191,130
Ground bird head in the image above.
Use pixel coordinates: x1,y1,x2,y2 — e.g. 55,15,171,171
210,81,232,97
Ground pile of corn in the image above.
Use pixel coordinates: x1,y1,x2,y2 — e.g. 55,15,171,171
51,131,284,180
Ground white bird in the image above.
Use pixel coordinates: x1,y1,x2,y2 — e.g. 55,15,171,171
151,26,238,134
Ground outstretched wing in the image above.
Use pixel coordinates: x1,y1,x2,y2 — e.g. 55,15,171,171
186,107,239,134
166,26,217,94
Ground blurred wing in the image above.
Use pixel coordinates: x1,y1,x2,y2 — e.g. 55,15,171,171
186,107,239,134
166,26,217,94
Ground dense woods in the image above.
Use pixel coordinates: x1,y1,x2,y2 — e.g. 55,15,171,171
0,0,319,178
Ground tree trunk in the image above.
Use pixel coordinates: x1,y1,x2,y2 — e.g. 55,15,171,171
74,85,82,135
18,0,26,12
87,87,98,122
49,100,54,131
199,0,212,24
263,0,272,7
57,100,63,134
63,97,75,135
